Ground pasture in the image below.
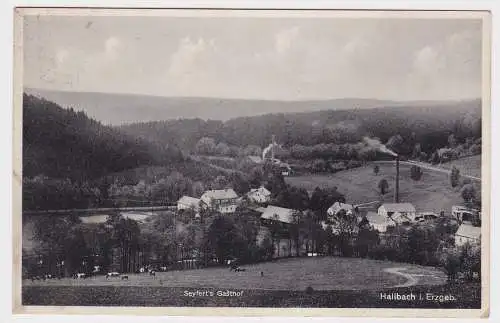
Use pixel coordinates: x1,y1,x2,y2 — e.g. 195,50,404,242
22,257,473,308
286,162,465,215
440,155,481,179
23,257,445,291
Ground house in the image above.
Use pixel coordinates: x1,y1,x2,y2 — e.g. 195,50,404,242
455,223,481,247
378,203,417,223
327,202,354,217
247,155,263,164
280,163,292,176
177,196,201,212
365,212,393,233
247,186,272,204
414,212,439,223
200,189,239,214
260,205,296,224
452,205,479,224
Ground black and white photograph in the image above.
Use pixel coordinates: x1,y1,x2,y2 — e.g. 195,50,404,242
13,8,490,316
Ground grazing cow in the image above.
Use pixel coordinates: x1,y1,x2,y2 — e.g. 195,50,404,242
106,272,120,279
236,268,246,272
149,270,156,277
229,263,238,272
75,273,86,279
121,275,129,280
260,271,264,277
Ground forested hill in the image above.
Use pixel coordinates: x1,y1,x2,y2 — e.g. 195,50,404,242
23,93,184,180
120,99,481,156
25,88,457,124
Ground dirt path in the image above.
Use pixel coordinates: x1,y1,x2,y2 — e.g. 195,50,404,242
384,267,419,288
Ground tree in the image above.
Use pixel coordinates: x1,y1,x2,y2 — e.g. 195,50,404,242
312,159,327,173
215,142,231,156
195,137,217,155
410,165,423,181
459,243,481,281
440,249,461,281
230,173,251,196
378,179,389,195
373,165,380,175
356,227,379,258
110,218,141,273
461,183,478,208
206,216,242,265
334,209,359,257
450,166,460,188
448,134,458,148
412,143,422,160
429,151,440,165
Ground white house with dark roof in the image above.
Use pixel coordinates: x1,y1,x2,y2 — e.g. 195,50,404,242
365,211,393,233
177,196,201,212
327,202,354,217
260,205,296,224
455,224,481,247
378,203,417,223
200,188,239,214
247,186,272,204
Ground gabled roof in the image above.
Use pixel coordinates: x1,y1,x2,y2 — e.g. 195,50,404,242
455,224,481,240
202,189,238,200
380,203,416,213
249,186,271,196
260,205,296,224
365,212,391,226
328,202,354,213
177,195,201,207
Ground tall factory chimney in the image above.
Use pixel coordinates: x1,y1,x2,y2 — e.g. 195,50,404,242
395,155,400,203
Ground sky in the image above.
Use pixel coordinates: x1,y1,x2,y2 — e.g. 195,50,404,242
23,13,484,101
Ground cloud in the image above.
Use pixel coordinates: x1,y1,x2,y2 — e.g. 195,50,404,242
168,37,216,77
404,28,482,100
412,46,442,76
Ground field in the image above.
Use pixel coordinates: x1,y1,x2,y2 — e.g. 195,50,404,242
21,257,457,307
440,155,482,179
286,162,466,215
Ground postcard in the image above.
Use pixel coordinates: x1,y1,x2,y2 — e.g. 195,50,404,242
12,7,491,318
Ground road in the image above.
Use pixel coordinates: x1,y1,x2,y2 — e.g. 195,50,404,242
373,160,481,182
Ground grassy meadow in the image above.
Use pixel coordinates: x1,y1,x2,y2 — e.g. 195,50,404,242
285,162,465,215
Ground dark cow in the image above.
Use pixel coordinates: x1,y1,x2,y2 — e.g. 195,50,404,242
149,270,156,277
121,275,129,280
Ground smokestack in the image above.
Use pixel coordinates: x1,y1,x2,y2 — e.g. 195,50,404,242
395,155,400,203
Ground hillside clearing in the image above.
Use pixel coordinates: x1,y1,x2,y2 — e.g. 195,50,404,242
286,162,466,215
